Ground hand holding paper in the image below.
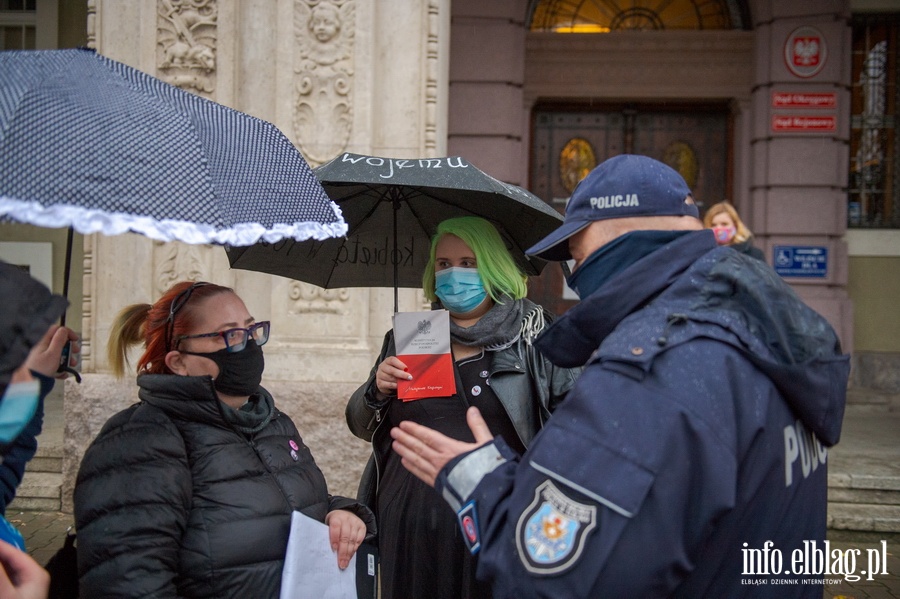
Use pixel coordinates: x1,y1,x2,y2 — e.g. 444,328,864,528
324,509,367,570
374,355,412,396
280,511,377,599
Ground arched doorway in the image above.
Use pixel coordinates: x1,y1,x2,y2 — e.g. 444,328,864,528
526,0,750,32
528,102,732,312
523,0,750,315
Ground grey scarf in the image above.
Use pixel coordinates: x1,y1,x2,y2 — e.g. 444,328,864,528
220,388,275,434
448,296,533,350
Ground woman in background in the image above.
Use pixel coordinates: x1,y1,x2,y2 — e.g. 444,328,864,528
347,216,581,599
703,200,765,261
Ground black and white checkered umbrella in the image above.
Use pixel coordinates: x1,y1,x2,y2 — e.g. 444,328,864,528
0,48,347,246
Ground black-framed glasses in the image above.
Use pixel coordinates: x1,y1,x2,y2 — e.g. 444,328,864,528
175,321,270,353
165,282,211,351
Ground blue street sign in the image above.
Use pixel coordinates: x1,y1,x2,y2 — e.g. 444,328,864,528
773,245,828,278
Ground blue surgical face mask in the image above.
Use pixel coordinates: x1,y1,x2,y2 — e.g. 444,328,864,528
0,379,41,445
434,267,487,314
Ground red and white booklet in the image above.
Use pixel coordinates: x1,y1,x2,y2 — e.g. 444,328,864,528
393,309,456,401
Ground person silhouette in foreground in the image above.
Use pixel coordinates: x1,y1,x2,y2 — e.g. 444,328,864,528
0,261,80,599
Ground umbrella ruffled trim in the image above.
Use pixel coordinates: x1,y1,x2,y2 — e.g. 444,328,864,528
0,197,348,246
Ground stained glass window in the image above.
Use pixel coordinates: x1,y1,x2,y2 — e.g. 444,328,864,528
529,0,746,32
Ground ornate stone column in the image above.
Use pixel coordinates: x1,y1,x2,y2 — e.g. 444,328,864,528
63,0,451,511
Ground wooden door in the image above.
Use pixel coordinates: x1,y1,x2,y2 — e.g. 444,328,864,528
528,103,732,315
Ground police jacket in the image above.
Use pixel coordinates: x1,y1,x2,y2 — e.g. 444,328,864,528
346,301,581,506
435,231,850,599
74,374,374,599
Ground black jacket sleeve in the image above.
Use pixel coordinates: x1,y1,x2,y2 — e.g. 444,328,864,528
327,495,377,541
74,403,192,599
345,331,395,442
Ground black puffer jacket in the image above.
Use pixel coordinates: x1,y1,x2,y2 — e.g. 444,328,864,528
731,237,766,261
74,374,373,599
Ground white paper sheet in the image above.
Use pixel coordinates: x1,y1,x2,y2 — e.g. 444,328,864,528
279,511,359,599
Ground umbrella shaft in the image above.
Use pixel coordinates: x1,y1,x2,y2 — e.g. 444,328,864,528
61,227,74,327
393,193,399,313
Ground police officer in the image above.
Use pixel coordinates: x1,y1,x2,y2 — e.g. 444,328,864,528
391,154,849,598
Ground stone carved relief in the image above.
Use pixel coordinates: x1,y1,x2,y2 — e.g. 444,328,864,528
86,0,97,49
157,0,218,96
424,0,440,155
288,281,350,314
81,234,95,371
293,0,354,164
155,242,207,295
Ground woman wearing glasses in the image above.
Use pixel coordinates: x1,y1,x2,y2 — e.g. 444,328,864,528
73,281,374,599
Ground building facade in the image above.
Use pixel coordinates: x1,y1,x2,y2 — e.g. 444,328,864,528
1,0,897,508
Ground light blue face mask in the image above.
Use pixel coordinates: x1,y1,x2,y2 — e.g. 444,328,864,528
435,267,488,314
0,379,41,445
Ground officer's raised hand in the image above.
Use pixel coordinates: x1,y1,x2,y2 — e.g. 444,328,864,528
391,406,494,487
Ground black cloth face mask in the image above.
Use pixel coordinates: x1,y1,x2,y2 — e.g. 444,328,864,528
180,339,264,396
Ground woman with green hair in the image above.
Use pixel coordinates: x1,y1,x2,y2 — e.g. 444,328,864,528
347,216,581,599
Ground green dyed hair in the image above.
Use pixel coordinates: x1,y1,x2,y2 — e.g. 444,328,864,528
422,216,528,303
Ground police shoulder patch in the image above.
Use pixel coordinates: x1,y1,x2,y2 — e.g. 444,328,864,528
515,480,597,575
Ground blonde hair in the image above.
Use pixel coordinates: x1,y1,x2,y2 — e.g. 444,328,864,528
703,201,752,244
107,304,151,377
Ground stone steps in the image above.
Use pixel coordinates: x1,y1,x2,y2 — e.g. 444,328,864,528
844,386,900,413
827,392,900,534
8,444,63,512
827,477,900,533
828,503,900,533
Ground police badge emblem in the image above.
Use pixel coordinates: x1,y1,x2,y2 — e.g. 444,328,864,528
515,480,597,574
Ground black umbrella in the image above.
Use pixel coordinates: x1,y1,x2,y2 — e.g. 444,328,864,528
226,153,564,312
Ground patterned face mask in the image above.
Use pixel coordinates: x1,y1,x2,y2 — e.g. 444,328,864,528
713,226,736,245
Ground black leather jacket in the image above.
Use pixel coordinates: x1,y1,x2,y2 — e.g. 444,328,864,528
346,302,582,506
